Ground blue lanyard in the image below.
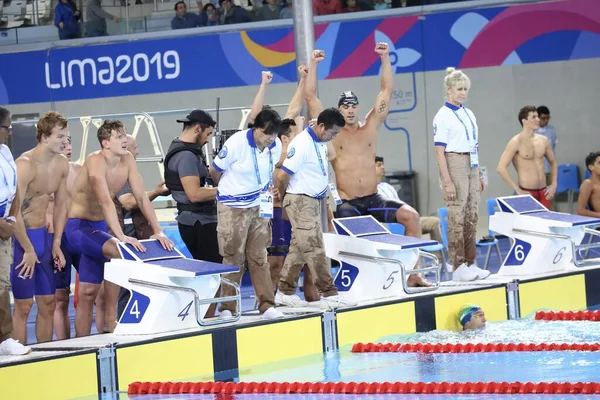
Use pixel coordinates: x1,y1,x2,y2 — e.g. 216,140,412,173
452,108,477,142
251,147,273,188
312,140,327,176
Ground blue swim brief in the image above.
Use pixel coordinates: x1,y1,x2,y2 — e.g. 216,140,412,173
64,218,113,285
270,207,291,256
10,226,55,299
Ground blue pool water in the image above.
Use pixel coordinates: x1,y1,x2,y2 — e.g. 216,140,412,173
83,318,600,400
382,318,600,345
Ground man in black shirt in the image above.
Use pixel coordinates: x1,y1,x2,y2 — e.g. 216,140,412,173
164,110,220,263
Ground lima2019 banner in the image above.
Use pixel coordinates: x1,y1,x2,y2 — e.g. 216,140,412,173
0,0,598,105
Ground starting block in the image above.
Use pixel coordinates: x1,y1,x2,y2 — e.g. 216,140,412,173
104,239,241,335
489,195,600,276
323,216,442,303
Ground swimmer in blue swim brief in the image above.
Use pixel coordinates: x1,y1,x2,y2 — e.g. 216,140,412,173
45,133,82,340
67,120,173,337
11,111,71,345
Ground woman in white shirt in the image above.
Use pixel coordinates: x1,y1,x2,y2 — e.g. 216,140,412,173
432,67,490,282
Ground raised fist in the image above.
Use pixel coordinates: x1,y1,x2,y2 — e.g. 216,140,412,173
311,50,325,63
298,65,309,78
261,71,273,84
374,42,389,56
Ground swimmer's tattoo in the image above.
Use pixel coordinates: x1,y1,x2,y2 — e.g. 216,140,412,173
21,197,34,229
377,100,387,114
22,197,32,210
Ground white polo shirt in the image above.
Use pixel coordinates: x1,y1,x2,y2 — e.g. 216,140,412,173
212,129,282,208
432,102,478,153
281,126,329,199
0,144,16,218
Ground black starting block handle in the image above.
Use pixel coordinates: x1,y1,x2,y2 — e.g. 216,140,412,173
128,277,242,327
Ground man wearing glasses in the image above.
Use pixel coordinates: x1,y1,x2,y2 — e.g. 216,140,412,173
0,107,30,354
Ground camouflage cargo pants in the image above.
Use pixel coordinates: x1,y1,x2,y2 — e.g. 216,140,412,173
0,238,13,342
217,202,275,314
444,154,480,268
278,194,337,297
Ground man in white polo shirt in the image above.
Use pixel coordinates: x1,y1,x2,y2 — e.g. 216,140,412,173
0,106,30,355
210,108,284,320
275,108,357,309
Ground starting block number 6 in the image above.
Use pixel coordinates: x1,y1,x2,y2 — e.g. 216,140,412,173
553,246,567,264
505,239,532,266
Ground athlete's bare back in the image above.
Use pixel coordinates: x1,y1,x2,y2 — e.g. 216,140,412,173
69,151,131,221
17,149,69,230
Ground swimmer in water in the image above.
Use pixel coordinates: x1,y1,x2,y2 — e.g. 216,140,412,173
458,304,487,331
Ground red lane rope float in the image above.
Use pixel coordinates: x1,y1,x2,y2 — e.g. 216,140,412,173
128,381,600,395
351,342,600,353
535,310,600,321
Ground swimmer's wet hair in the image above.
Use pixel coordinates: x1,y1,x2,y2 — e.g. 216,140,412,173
518,105,537,127
444,67,471,92
37,111,68,142
585,152,600,172
97,120,125,147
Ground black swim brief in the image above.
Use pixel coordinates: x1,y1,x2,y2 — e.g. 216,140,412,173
334,192,405,223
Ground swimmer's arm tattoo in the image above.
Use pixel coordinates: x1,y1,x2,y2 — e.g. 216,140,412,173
377,100,387,114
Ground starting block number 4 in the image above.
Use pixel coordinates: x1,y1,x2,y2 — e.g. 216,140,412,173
178,301,193,321
120,291,151,324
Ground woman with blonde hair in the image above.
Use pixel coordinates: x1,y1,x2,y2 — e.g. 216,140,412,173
432,67,490,282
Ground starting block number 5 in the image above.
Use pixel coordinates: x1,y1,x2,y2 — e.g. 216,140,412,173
505,239,532,266
383,271,400,290
335,262,359,291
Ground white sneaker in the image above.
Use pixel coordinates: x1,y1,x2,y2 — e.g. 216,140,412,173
319,295,358,309
469,263,491,279
261,307,284,320
444,262,454,273
275,292,308,307
452,263,479,282
0,338,31,355
219,310,232,319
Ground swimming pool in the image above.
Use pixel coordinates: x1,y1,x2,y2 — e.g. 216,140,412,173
81,318,600,400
